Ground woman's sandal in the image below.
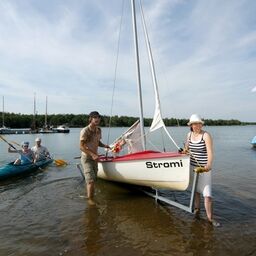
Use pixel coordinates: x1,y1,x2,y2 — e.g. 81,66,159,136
209,219,221,227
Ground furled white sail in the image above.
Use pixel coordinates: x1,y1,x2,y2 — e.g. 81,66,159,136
149,87,165,132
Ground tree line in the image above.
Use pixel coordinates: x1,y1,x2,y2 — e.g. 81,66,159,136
1,112,255,129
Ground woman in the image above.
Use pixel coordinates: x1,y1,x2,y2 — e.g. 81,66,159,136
185,114,220,227
8,141,35,165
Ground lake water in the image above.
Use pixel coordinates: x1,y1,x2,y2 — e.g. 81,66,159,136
0,126,255,256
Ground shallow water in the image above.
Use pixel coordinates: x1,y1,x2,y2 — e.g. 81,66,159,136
0,126,255,256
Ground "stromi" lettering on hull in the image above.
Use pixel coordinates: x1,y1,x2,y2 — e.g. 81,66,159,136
146,160,183,168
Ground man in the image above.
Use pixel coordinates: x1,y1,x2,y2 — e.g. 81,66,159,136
80,111,110,206
31,137,50,161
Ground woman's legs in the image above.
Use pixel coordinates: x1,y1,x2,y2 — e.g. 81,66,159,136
204,196,213,221
194,192,201,217
194,194,213,221
205,196,220,226
194,192,201,209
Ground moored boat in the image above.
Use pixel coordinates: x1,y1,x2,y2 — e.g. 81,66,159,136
0,127,32,134
55,125,70,133
0,158,53,180
39,127,57,134
0,126,12,134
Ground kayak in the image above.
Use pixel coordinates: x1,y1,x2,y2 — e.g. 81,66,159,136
0,158,53,180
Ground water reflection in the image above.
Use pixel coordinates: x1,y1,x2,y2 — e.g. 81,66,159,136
186,219,214,255
83,207,102,255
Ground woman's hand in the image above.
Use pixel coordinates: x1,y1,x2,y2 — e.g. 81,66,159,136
204,164,212,171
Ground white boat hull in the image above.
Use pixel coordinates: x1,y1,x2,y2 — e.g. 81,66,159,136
98,150,190,190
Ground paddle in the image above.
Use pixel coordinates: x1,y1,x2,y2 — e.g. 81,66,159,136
54,159,68,166
0,135,19,150
10,139,67,166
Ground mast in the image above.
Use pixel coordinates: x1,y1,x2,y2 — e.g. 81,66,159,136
32,92,38,131
44,96,48,128
131,0,146,150
2,96,4,128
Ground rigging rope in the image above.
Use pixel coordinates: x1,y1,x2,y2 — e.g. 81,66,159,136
139,0,180,150
106,0,125,147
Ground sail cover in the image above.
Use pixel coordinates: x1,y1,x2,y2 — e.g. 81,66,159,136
111,120,143,154
123,121,143,153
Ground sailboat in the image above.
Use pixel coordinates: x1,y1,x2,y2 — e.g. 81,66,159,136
39,96,56,133
0,96,11,134
97,0,190,191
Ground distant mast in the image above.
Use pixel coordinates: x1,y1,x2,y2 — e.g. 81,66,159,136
2,96,4,128
44,96,48,128
32,93,37,131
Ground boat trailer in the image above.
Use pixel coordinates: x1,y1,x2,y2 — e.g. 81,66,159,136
141,172,199,214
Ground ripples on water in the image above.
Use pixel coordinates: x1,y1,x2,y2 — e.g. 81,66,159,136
0,127,256,255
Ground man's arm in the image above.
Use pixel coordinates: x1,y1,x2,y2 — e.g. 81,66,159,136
98,141,110,149
80,140,99,160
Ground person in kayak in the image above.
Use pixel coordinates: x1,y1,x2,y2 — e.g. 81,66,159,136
8,141,35,165
31,137,50,161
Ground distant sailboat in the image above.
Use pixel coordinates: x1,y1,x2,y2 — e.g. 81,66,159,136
39,96,56,134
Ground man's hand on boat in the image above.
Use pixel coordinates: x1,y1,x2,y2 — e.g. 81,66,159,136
91,153,99,161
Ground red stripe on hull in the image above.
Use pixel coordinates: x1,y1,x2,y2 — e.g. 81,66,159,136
99,150,184,162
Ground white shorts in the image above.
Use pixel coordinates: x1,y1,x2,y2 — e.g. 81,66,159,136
191,165,212,197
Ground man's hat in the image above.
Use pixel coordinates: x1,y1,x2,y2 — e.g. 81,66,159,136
89,111,101,118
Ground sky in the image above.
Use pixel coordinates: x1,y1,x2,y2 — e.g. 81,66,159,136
0,0,256,122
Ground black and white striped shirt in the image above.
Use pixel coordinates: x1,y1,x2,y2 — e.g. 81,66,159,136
188,132,208,167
